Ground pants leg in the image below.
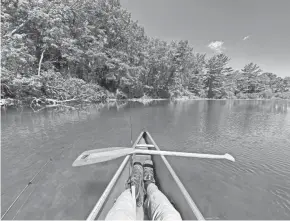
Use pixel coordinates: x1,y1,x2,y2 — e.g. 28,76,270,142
105,189,136,221
145,183,182,221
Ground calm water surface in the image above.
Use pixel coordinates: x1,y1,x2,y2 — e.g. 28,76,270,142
1,100,290,220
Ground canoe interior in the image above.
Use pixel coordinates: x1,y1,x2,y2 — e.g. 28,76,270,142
93,131,199,220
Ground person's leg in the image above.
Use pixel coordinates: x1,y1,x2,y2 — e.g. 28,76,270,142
105,189,136,221
105,161,144,220
145,183,182,220
143,160,182,221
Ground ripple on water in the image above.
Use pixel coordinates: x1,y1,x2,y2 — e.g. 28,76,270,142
270,185,290,211
1,100,290,219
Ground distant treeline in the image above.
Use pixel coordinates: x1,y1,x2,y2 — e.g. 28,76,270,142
1,0,290,105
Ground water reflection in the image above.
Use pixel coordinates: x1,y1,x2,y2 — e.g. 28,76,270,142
232,100,289,114
1,100,290,219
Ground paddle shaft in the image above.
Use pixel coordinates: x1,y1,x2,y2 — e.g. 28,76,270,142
133,149,234,161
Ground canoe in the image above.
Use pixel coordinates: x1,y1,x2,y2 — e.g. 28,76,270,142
86,130,205,220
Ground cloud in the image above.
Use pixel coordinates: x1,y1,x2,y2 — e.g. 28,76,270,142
243,35,250,40
208,41,224,53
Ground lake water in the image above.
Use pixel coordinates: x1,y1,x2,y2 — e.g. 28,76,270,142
1,100,290,220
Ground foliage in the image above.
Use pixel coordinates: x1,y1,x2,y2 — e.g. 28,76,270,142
204,54,232,98
261,89,273,99
1,0,290,105
238,63,262,93
274,92,290,99
1,71,107,103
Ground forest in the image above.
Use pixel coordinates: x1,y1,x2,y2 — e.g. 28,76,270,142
1,0,290,107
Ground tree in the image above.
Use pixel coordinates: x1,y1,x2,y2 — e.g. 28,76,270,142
187,53,206,96
204,54,232,98
239,63,262,93
166,40,195,97
224,70,241,96
283,77,290,92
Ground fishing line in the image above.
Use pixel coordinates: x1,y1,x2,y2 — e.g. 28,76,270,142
1,159,51,219
130,115,133,145
11,170,45,220
128,115,134,200
1,146,66,219
128,115,133,184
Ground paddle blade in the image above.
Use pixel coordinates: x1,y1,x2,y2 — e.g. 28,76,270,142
224,153,235,162
72,147,134,167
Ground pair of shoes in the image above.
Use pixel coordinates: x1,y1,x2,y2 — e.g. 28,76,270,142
126,159,155,207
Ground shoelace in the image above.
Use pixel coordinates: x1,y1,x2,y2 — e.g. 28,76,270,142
143,166,155,183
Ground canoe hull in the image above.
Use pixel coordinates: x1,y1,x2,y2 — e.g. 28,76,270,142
87,131,204,220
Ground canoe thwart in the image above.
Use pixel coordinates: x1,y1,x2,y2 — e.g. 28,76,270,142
135,144,155,148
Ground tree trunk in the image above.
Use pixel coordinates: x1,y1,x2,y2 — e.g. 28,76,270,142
38,49,45,76
208,78,214,98
207,74,214,98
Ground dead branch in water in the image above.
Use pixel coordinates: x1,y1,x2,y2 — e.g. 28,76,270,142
30,97,78,112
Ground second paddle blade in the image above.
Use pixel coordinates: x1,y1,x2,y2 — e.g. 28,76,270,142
72,147,134,167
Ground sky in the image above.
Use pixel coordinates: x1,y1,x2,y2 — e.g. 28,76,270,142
120,0,290,77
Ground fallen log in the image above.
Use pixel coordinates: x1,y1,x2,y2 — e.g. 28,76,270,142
30,97,78,112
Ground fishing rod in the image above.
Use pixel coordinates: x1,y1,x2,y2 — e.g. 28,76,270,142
1,147,66,219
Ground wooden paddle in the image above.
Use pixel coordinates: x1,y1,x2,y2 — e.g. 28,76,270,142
72,147,235,167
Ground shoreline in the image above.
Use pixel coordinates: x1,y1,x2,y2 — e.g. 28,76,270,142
110,97,290,102
2,97,289,107
1,96,290,111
